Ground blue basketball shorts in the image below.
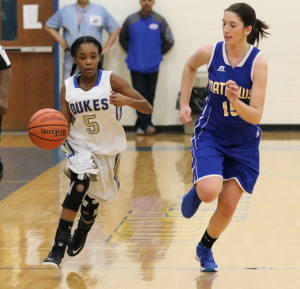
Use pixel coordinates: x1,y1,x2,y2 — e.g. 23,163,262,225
191,125,261,194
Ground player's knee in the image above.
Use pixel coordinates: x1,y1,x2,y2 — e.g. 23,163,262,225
76,184,85,193
196,185,219,203
62,173,90,212
80,194,99,222
200,192,217,203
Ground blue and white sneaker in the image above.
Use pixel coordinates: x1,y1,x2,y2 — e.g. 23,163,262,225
194,242,218,272
181,187,202,218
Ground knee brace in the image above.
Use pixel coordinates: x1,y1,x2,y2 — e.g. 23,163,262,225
62,173,90,212
80,194,99,222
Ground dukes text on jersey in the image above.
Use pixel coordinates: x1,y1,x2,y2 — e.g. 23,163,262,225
69,98,109,115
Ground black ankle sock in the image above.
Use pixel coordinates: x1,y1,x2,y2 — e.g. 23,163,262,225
58,219,73,233
201,230,218,248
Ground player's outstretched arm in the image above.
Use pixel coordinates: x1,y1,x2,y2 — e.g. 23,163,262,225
225,54,268,125
59,85,72,128
110,74,153,114
180,44,213,124
0,68,12,115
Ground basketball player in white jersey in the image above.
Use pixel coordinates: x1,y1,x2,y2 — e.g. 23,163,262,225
43,36,152,267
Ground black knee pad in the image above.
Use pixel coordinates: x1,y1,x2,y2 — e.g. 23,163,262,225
80,194,99,222
62,173,90,212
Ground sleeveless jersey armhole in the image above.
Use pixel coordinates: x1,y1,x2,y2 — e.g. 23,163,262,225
64,76,74,103
108,71,116,92
207,43,217,71
108,71,123,122
251,51,262,82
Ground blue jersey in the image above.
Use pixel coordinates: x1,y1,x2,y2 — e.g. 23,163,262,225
191,42,263,193
199,41,262,130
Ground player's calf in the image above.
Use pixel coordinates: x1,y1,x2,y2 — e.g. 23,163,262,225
67,194,99,257
43,172,90,267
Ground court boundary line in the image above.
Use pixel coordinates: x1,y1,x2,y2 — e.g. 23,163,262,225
0,267,300,270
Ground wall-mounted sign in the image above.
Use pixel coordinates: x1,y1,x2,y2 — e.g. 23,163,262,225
23,5,42,29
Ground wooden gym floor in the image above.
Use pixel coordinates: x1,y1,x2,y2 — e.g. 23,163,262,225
0,132,299,289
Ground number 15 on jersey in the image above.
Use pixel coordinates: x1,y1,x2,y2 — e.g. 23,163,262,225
223,101,238,117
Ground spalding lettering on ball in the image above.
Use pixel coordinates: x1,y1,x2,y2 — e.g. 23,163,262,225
28,108,69,150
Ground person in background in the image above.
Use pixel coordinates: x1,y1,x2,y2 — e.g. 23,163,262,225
119,0,174,135
45,0,120,82
0,45,12,182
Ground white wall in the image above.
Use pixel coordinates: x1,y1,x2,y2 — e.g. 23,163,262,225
59,0,300,125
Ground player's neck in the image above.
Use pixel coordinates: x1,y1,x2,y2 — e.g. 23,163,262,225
78,70,98,91
226,42,250,62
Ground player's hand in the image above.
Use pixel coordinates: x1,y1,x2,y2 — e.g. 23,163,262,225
225,80,239,104
109,90,128,107
0,98,7,115
179,105,192,125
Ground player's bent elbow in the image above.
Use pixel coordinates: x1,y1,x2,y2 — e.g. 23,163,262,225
144,103,153,114
138,106,152,114
145,107,153,114
249,116,262,125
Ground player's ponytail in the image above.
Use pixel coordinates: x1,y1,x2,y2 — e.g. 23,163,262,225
70,36,103,76
70,64,78,77
248,19,270,47
225,3,270,47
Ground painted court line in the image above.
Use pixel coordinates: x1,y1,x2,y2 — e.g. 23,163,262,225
0,267,300,270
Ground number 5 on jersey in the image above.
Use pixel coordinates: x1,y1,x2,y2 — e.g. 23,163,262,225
84,114,100,134
223,101,238,117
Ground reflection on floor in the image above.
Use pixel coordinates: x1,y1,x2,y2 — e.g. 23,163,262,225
0,133,299,288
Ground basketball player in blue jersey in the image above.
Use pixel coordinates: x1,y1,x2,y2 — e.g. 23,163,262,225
179,3,269,272
43,36,152,268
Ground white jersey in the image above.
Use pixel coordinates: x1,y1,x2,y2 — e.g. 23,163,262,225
64,70,126,155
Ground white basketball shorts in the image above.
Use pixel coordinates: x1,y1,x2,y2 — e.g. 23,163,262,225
61,140,121,203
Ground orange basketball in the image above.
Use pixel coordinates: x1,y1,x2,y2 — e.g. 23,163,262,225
28,108,69,150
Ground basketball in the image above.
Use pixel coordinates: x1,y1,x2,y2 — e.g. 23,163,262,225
27,108,69,150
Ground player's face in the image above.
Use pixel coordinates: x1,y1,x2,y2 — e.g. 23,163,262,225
140,0,155,13
222,11,252,45
73,43,101,77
